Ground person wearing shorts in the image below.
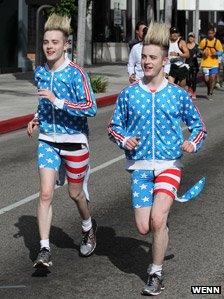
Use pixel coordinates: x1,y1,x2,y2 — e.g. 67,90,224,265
199,27,223,100
27,14,97,268
167,27,190,88
108,22,207,296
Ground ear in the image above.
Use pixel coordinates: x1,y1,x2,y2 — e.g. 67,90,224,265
63,40,69,52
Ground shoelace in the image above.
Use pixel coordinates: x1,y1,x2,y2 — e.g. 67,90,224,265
39,249,50,259
148,274,161,286
82,229,94,244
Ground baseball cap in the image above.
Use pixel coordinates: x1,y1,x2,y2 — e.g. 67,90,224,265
170,27,179,34
188,32,195,37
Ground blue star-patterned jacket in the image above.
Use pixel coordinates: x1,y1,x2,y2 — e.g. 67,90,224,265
35,58,97,143
108,79,207,163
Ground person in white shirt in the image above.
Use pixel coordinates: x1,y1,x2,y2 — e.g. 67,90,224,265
167,27,190,88
127,26,148,84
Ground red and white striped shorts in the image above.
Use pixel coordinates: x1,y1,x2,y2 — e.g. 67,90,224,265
131,168,182,208
38,140,89,184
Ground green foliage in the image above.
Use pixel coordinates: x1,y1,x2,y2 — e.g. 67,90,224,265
88,73,108,93
50,0,77,17
49,0,92,33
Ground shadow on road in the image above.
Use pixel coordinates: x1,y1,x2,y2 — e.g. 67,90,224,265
95,226,152,282
13,215,79,262
13,217,172,282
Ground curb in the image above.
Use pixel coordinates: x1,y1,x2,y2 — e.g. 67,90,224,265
0,94,118,135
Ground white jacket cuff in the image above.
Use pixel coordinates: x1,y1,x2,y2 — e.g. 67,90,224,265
53,98,65,109
190,141,197,152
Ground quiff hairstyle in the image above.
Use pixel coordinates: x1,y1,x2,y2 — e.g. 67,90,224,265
44,13,71,39
143,22,170,56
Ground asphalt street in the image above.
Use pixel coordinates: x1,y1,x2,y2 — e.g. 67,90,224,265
0,89,224,299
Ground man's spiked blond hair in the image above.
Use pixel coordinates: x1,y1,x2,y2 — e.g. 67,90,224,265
44,13,71,39
143,22,169,53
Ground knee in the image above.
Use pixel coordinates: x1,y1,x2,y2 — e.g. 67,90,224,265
151,216,166,232
136,222,150,235
69,189,85,203
40,189,53,204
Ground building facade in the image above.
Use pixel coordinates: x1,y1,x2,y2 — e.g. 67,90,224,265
0,0,224,73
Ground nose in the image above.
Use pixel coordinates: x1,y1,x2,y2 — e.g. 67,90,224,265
144,55,151,64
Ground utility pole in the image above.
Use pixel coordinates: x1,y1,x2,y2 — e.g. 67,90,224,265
77,0,87,67
156,0,160,22
195,0,200,42
131,0,136,39
164,0,172,27
18,0,29,71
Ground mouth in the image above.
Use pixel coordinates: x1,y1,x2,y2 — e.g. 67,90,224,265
46,51,55,56
144,66,153,71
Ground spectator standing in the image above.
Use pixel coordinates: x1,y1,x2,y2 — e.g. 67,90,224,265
215,22,224,88
127,26,148,83
186,32,200,99
128,21,147,51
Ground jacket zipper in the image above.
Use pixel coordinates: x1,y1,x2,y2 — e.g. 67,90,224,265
152,92,155,169
50,72,56,141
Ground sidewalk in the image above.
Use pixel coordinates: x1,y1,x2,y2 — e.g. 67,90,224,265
0,64,128,134
0,63,218,134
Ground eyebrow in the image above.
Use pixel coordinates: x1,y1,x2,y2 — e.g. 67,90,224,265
43,39,59,42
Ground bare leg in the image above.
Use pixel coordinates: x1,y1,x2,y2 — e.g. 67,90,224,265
150,193,173,265
68,181,91,220
210,74,217,95
38,168,57,240
204,75,210,95
134,207,152,235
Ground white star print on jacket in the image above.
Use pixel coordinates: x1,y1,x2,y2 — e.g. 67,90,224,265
108,78,207,168
35,58,97,144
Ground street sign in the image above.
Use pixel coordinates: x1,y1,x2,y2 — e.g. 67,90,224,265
177,0,224,11
160,0,224,11
114,8,122,25
110,0,127,10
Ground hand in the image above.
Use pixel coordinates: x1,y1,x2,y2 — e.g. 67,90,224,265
37,89,56,103
170,51,179,57
27,117,39,137
125,137,140,150
181,140,195,153
129,74,137,84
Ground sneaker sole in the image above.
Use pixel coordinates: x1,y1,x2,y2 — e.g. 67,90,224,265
141,286,165,296
33,260,53,268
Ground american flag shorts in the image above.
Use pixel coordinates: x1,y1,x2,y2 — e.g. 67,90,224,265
38,140,89,184
131,168,182,208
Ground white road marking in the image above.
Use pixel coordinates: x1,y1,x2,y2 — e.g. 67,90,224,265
0,155,125,215
0,285,26,289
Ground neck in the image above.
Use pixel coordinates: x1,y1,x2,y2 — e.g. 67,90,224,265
143,71,165,90
47,55,66,71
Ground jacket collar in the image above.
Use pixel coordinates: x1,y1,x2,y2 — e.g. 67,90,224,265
45,57,71,73
139,77,168,93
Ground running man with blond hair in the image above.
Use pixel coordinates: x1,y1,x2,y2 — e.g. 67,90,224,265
108,22,207,295
27,13,97,268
